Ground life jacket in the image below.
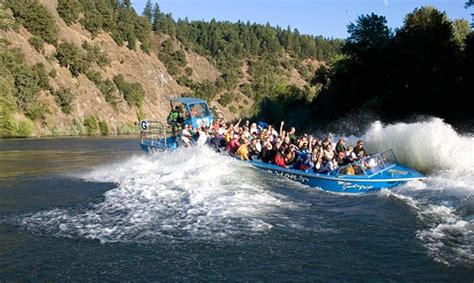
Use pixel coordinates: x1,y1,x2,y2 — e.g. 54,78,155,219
167,110,179,124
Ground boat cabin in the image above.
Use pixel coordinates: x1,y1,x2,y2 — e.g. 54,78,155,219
169,97,213,129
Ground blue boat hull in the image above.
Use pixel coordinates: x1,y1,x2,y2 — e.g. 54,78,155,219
246,160,419,194
139,142,425,194
140,137,178,153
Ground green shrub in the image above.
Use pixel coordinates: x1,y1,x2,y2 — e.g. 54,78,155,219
0,3,19,31
176,75,193,87
185,67,193,77
0,66,18,137
25,100,47,121
0,48,52,121
229,105,237,114
113,74,145,107
140,39,150,53
17,118,34,137
55,42,89,76
192,80,217,101
85,70,118,107
98,120,108,135
28,36,44,53
0,38,11,49
80,9,103,37
49,68,57,78
117,122,138,135
32,63,49,90
158,39,187,77
52,87,75,114
57,0,81,25
6,0,58,45
82,41,110,68
218,92,234,107
84,116,98,135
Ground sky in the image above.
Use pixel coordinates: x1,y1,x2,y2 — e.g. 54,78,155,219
132,0,473,38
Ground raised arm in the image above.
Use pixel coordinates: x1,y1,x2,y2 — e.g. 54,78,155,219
279,121,285,136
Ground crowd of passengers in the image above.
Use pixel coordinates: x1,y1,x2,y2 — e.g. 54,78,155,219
178,119,368,174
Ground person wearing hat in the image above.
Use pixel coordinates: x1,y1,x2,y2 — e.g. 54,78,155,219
336,138,347,154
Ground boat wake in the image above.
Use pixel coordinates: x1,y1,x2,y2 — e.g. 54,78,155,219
13,146,303,243
366,118,474,266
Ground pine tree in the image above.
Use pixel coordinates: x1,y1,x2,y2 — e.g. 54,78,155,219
152,3,161,32
143,0,153,24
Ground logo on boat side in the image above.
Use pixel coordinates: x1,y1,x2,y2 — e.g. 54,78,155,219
337,181,374,191
267,170,309,183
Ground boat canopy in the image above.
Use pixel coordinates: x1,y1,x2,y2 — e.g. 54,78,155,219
169,97,208,105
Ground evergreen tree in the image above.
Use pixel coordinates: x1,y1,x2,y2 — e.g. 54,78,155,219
142,0,153,24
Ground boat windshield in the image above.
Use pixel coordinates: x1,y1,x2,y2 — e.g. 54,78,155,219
337,149,398,177
189,103,210,118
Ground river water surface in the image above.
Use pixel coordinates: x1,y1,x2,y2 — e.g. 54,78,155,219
1,118,473,281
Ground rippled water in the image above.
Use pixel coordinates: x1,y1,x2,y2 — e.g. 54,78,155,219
1,119,473,281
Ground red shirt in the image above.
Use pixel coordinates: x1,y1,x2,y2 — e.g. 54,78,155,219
274,152,286,167
226,139,241,154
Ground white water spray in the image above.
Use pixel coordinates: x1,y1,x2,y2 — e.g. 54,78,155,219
19,146,299,243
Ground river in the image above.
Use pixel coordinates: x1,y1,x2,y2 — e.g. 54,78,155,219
0,118,473,281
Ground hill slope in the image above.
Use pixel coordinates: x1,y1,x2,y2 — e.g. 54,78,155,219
0,0,341,137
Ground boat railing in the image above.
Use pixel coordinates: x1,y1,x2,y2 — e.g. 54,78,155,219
139,120,170,146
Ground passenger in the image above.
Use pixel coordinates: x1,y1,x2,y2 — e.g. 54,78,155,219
189,105,198,117
284,144,297,167
335,138,347,154
196,126,209,146
298,136,309,151
226,134,241,155
322,143,339,171
247,138,259,160
312,145,324,173
345,146,357,163
299,154,314,171
274,148,286,168
268,125,278,137
167,106,180,124
224,124,234,144
281,136,291,152
236,138,250,160
250,123,260,135
336,151,346,166
260,142,274,163
288,127,297,144
167,106,182,135
212,119,221,133
242,126,251,139
353,140,368,160
254,138,262,154
180,124,193,147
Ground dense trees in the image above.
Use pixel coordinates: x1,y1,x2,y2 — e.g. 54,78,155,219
6,0,58,45
113,74,145,107
0,44,50,127
308,6,473,128
146,2,342,106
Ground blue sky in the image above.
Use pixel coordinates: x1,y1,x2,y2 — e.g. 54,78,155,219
132,0,473,38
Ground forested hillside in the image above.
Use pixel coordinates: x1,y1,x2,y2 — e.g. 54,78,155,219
256,6,474,132
0,0,342,138
1,0,471,138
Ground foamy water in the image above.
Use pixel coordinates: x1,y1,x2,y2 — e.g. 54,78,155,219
12,118,474,266
364,118,474,266
17,146,299,243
